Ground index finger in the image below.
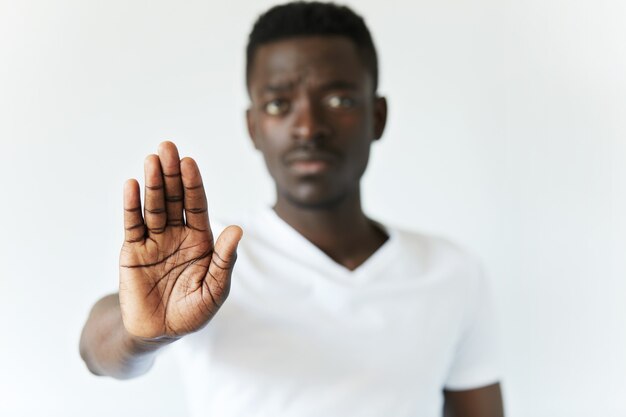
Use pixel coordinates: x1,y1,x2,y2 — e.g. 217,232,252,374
180,157,212,237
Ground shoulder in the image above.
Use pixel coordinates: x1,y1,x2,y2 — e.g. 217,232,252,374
389,225,483,274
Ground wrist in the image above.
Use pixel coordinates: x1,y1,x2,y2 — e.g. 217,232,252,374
123,330,181,355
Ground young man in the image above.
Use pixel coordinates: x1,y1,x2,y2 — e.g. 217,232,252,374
80,2,505,416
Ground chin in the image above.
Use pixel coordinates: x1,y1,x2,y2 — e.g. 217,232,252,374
282,188,348,211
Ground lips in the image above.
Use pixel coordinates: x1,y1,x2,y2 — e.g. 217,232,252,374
283,149,340,175
284,149,339,163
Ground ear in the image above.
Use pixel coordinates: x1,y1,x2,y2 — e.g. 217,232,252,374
373,96,388,141
246,107,260,150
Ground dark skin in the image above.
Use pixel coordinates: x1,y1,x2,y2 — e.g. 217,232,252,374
246,36,388,270
80,34,504,416
443,384,505,417
80,143,243,378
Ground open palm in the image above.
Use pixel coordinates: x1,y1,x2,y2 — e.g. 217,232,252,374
119,142,242,339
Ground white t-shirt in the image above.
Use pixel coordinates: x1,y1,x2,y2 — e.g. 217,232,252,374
174,207,500,417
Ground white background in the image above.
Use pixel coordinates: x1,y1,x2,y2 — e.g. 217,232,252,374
1,0,624,416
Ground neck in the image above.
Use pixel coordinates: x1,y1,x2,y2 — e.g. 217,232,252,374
273,188,388,270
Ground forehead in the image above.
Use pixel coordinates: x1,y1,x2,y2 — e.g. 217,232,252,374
248,36,371,92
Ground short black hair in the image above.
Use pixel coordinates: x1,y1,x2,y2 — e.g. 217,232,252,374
246,1,379,92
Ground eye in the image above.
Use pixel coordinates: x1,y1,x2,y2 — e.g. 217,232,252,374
327,95,355,109
264,99,290,116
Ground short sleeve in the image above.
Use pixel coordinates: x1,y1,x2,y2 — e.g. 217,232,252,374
443,261,502,390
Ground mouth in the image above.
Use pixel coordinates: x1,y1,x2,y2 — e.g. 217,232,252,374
284,150,339,175
290,159,332,175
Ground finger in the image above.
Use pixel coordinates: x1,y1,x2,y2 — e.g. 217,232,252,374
144,154,167,234
203,225,243,306
180,157,211,234
158,141,184,228
123,179,145,243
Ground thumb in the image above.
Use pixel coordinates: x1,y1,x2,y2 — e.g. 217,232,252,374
204,225,243,305
214,225,243,266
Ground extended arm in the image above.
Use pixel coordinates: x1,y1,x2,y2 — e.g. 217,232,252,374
79,142,241,379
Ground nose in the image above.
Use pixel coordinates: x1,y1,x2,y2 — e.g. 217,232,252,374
291,97,331,143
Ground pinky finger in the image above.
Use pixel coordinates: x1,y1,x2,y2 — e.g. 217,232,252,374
123,179,146,243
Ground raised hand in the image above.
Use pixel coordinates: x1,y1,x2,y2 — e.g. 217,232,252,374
119,141,242,340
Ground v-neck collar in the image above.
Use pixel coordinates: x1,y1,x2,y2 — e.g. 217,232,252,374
258,206,398,282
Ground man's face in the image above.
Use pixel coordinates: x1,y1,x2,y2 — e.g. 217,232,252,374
246,36,387,209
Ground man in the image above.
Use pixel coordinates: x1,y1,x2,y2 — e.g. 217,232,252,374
80,2,505,416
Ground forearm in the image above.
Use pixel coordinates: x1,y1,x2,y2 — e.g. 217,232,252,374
79,293,177,379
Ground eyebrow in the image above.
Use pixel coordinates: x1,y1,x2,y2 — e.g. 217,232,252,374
263,82,297,93
319,80,359,91
262,80,359,94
